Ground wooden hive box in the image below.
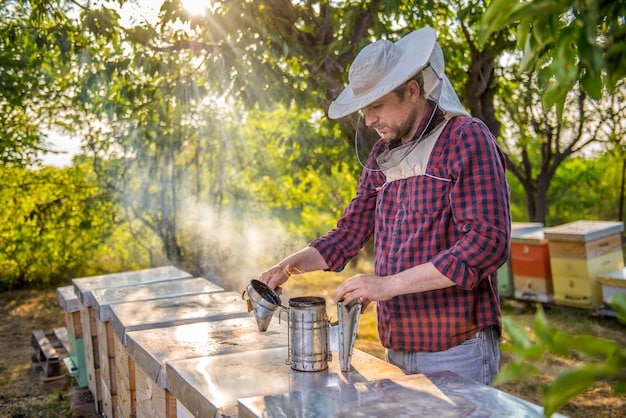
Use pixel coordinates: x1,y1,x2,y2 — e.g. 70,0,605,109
597,268,626,316
90,276,224,418
57,285,88,388
107,291,251,418
544,221,624,309
498,222,544,298
125,316,289,418
167,347,406,418
71,266,192,415
511,230,553,302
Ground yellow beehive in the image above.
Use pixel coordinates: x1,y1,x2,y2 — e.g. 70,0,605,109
544,221,624,309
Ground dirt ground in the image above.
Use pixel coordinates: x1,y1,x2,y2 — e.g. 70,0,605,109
0,288,625,417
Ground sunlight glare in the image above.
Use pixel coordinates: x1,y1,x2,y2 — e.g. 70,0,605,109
182,0,210,16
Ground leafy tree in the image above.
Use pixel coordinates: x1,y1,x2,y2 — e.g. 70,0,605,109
498,71,626,223
0,163,117,289
0,0,78,165
480,0,626,117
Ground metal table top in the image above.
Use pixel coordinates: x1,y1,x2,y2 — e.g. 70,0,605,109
238,371,567,418
109,290,250,344
72,265,192,307
90,276,223,322
166,346,405,418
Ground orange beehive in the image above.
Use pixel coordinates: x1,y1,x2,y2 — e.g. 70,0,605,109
498,222,544,298
511,230,553,302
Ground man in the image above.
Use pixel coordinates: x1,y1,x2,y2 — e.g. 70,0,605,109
258,27,511,385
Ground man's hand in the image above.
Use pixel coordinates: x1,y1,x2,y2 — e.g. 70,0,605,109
333,273,395,306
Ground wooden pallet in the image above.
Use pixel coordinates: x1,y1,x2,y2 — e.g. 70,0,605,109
30,327,72,386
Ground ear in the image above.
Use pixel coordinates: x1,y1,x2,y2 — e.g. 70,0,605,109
407,79,421,102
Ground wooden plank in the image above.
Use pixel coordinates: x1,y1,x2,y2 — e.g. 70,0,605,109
135,363,177,418
80,305,101,413
114,332,136,418
31,329,59,361
54,327,70,353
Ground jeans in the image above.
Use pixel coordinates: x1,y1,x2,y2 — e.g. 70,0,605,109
385,326,501,385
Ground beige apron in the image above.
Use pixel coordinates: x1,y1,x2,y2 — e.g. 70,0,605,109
376,118,450,184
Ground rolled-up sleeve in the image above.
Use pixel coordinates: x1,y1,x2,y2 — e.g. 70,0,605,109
431,119,511,290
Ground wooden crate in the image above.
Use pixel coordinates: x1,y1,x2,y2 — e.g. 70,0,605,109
57,285,88,388
545,221,624,309
79,305,102,411
107,291,249,418
125,316,289,418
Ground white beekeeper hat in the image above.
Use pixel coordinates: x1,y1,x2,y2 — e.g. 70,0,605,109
328,27,468,119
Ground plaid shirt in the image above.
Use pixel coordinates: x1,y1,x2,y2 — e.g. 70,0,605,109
311,115,510,352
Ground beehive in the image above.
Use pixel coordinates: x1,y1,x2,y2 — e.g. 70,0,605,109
90,276,224,418
125,316,290,418
498,222,544,298
56,286,88,388
597,268,626,315
167,347,406,417
544,221,624,309
108,291,250,417
511,230,553,302
71,266,192,415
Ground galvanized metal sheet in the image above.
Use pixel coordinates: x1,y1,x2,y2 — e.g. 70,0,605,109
125,315,289,389
57,285,80,313
108,291,252,344
166,347,405,418
90,277,223,322
511,222,544,236
543,220,624,242
72,265,192,306
238,372,568,418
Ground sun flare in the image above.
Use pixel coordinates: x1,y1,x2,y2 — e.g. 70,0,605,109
181,0,210,16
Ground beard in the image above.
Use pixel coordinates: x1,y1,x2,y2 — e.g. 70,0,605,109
375,108,419,143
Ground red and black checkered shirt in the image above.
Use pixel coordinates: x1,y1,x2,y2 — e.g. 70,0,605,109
311,115,511,352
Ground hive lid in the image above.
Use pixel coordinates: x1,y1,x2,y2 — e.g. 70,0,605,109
72,265,193,307
597,268,626,288
511,222,544,234
543,220,624,242
511,230,546,244
57,285,80,312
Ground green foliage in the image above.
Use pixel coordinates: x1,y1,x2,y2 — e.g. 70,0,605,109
546,154,624,225
0,163,117,290
496,296,626,416
480,0,626,117
0,0,80,165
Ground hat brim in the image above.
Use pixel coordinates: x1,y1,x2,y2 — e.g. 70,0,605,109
328,27,437,120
